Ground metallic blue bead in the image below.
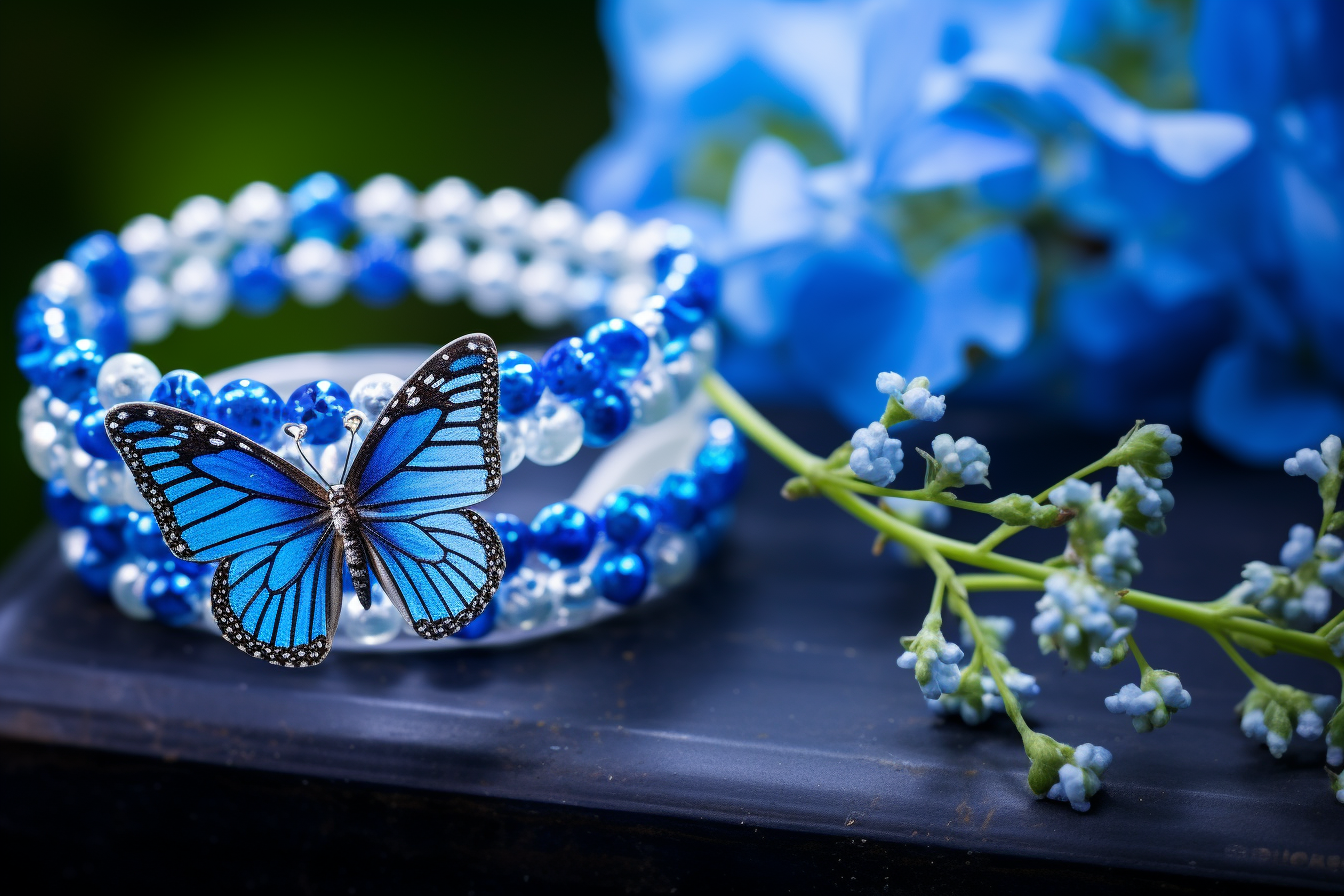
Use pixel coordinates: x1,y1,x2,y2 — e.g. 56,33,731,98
124,510,172,560
598,488,660,548
540,337,606,400
230,242,287,315
497,351,546,419
594,548,648,606
75,402,120,460
579,383,632,447
530,502,598,569
47,338,105,402
43,478,86,528
150,369,213,416
664,257,719,323
694,434,748,506
290,172,353,242
656,471,704,531
82,502,129,555
212,378,284,442
67,230,133,299
652,245,682,282
286,379,352,445
646,294,697,338
692,504,735,558
352,236,411,306
83,294,129,355
144,559,209,626
491,513,532,578
584,318,649,382
452,598,498,639
15,296,81,385
74,538,119,593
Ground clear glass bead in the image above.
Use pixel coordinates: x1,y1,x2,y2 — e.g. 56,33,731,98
170,195,231,259
227,181,290,245
118,214,175,277
516,257,570,328
353,173,418,240
624,218,674,272
519,396,584,466
628,364,677,426
606,274,656,320
110,560,153,620
495,568,554,630
350,373,402,422
411,234,466,303
59,527,89,569
86,459,128,505
546,568,598,625
465,247,519,316
581,210,631,274
31,260,91,304
61,444,94,501
420,177,479,235
496,418,525,474
645,528,699,589
170,256,230,327
474,188,535,247
630,308,670,348
339,583,402,646
527,198,585,255
285,237,348,307
96,352,162,408
23,420,62,479
123,276,175,344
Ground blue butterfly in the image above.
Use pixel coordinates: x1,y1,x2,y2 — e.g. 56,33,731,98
106,334,505,667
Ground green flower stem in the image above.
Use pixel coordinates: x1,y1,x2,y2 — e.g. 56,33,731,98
1316,606,1344,639
974,456,1117,552
961,574,1046,592
812,472,1003,514
1210,630,1279,693
1320,492,1338,540
1126,635,1152,676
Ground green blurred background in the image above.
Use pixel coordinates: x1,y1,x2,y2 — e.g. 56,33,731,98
0,3,609,560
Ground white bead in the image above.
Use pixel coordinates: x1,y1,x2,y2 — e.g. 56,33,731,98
411,234,466,303
285,237,348,307
519,396,584,466
628,364,677,426
47,393,83,433
123,275,175,344
170,195,231,259
319,433,362,484
606,274,655,320
19,386,51,431
118,214,175,276
339,584,402,646
474,187,535,247
86,459,128,506
495,568,553,630
97,352,162,408
351,373,402,421
581,210,631,273
420,177,479,234
227,181,290,245
465,247,519,316
565,270,606,313
624,218,674,272
62,444,95,501
646,528,698,588
60,527,90,569
31,260,90,304
516,257,571,328
110,561,154,620
630,308,670,348
497,419,525,474
125,481,152,512
171,256,231,327
23,420,62,479
546,569,598,624
528,198,585,255
353,173,419,239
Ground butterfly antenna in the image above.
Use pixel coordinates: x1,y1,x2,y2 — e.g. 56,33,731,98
339,411,365,484
282,422,332,490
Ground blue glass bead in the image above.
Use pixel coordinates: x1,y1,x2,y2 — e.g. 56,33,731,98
144,559,208,626
43,478,86,528
540,337,606,400
656,471,704,531
290,172,353,242
352,236,411,306
286,379,352,445
579,383,632,448
82,502,129,555
74,539,119,592
229,242,287,315
498,351,546,419
594,549,648,606
81,293,130,356
15,296,81,385
530,502,598,569
67,230,133,298
124,510,172,560
452,598,498,640
694,434,748,507
584,318,649,382
598,488,660,548
75,403,120,460
150,369,213,416
212,378,284,442
47,338,105,402
664,256,720,323
692,504,735,558
646,294,696,338
652,245,682,282
491,513,532,577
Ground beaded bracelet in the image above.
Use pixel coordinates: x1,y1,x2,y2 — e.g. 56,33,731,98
15,172,744,657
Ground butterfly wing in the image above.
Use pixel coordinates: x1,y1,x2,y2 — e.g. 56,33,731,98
107,404,344,666
345,333,506,639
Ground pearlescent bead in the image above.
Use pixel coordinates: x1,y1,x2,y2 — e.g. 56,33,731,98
411,234,466,303
67,231,134,298
124,510,172,559
498,351,545,419
474,187,535,246
497,419,525,474
86,458,128,505
517,257,571,328
227,181,290,245
62,445,94,501
630,308,670,349
31,260,90,304
496,568,552,630
599,488,660,548
23,420,62,479
581,210,631,273
229,242,287,315
350,373,402,421
212,378,283,442
110,561,153,620
353,173,418,240
585,318,649,382
530,502,598,568
144,559,207,626
170,195,231,259
579,384,632,447
657,471,704,530
606,274,656,320
20,386,51,430
546,568,598,615
150,369,213,415
628,365,677,426
43,477,86,527
626,219,680,271
285,237,348,307
645,528,699,589
60,526,90,568
464,247,519,316
289,172,352,242
318,433,362,484
519,397,584,466
352,236,411,306
122,276,175,344
76,405,119,459
565,270,606,313
97,352,161,408
48,338,105,402
541,337,605,400
491,513,532,575
286,379,352,445
118,214,174,277
339,584,402,646
452,599,497,640
420,176,479,234
170,256,230,328
595,549,648,605
527,198,585,255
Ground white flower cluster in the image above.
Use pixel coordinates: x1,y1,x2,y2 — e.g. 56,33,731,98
1032,571,1138,669
926,616,1039,725
1046,743,1113,813
1049,479,1144,590
1111,464,1175,535
876,372,946,422
849,422,904,486
1284,434,1341,483
897,626,964,699
1114,423,1183,480
930,433,990,487
1105,670,1192,732
1237,688,1337,759
1235,525,1342,626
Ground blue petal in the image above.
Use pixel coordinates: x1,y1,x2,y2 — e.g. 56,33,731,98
726,136,817,253
877,112,1037,192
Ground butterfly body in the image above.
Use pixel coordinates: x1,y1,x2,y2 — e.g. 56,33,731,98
107,334,506,667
